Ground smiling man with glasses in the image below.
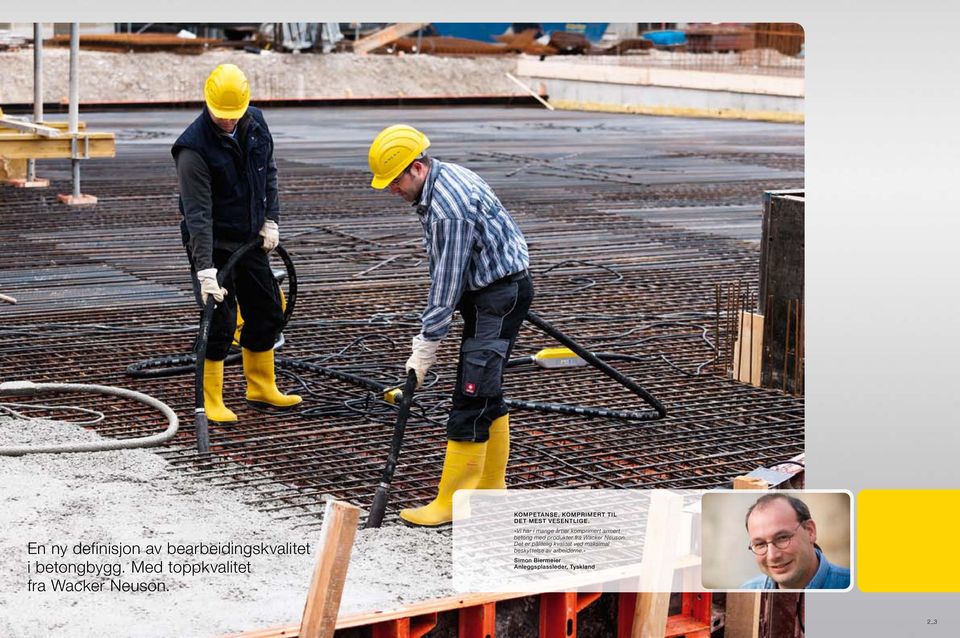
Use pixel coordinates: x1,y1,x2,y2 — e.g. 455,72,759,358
741,494,850,589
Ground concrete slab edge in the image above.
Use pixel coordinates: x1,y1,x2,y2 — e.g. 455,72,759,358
550,99,804,124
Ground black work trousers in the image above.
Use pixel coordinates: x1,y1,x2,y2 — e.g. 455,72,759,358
447,271,534,442
192,246,284,361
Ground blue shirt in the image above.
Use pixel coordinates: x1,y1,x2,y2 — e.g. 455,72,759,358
741,548,850,589
415,159,529,340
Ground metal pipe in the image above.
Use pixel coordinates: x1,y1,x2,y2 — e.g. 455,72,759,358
69,22,80,198
28,23,43,182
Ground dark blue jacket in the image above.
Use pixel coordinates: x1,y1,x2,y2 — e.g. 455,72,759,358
172,107,278,268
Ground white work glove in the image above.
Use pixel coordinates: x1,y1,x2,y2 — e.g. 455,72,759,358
196,268,227,304
259,219,279,253
406,334,440,386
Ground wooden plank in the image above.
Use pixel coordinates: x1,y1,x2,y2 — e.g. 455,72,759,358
504,72,555,110
220,591,525,638
733,312,764,387
0,121,86,133
337,591,527,629
0,116,62,137
0,132,116,159
732,476,769,491
632,491,684,638
299,500,361,638
0,158,27,180
353,23,428,55
725,478,765,638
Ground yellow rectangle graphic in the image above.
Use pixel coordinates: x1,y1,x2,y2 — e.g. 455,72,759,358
858,489,960,592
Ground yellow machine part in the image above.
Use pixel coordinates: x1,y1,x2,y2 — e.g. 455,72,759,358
383,387,403,404
532,347,586,369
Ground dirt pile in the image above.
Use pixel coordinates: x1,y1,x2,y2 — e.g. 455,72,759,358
0,49,522,104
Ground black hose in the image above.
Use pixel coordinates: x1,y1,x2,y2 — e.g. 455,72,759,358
275,357,391,394
522,310,668,421
365,369,418,528
125,244,297,379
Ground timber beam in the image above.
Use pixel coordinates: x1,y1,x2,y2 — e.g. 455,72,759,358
0,131,116,160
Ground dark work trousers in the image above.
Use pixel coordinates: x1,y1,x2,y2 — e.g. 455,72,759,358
447,271,534,442
190,245,284,361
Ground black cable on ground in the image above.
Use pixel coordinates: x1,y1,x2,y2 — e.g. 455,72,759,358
523,310,668,421
124,243,672,450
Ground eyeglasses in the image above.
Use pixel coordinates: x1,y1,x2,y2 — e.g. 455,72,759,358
748,522,805,555
389,163,413,187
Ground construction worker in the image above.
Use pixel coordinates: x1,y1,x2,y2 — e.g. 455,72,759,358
742,494,850,589
172,64,301,423
368,124,534,526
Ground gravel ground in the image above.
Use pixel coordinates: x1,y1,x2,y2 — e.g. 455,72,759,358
0,49,522,104
0,416,455,638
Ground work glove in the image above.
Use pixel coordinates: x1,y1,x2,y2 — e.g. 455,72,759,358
196,268,227,304
406,334,440,387
259,219,279,253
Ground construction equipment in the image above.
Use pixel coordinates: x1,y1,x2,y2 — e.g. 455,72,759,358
528,346,587,369
365,369,418,528
126,252,296,381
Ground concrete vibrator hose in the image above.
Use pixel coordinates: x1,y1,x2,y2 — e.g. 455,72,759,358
0,381,178,456
364,369,418,529
125,243,298,380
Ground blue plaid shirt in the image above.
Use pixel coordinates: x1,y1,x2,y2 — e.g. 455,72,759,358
414,159,529,340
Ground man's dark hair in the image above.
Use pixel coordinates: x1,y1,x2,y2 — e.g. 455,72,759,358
744,493,812,530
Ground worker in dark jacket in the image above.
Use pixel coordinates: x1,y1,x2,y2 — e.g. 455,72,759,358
172,64,301,424
368,124,534,526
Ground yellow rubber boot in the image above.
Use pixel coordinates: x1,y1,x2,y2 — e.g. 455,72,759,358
476,414,509,489
242,348,302,409
203,359,237,423
400,440,487,527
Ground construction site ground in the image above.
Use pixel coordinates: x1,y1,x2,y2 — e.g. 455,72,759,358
0,417,457,637
0,105,804,637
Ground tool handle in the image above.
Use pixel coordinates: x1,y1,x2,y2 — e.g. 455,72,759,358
364,369,418,528
193,298,217,455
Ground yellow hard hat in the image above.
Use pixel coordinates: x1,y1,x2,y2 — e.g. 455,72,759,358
204,64,250,120
368,125,431,189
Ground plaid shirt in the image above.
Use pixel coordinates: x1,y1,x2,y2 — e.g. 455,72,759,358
415,160,529,340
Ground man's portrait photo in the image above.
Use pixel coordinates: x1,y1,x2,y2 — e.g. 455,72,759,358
701,491,851,590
